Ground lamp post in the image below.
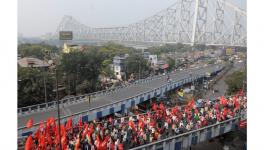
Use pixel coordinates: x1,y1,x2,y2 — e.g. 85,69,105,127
42,49,48,104
49,60,62,150
55,67,62,150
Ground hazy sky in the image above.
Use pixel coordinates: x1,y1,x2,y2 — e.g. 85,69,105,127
18,0,246,37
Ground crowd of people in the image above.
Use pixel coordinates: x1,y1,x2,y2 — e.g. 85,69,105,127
23,91,247,150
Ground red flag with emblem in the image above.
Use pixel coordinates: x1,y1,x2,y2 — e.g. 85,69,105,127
26,118,33,128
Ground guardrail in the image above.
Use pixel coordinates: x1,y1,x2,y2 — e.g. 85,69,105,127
18,65,224,135
17,70,170,115
130,117,241,150
18,64,219,115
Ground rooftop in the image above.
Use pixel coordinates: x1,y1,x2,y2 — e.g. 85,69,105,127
18,57,50,68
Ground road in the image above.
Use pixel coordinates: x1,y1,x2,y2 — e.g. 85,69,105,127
18,64,223,128
204,61,245,99
191,60,246,150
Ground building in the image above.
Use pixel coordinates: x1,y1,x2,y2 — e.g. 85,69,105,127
143,51,150,59
112,54,129,80
148,55,158,68
18,57,49,68
63,43,80,53
226,48,235,56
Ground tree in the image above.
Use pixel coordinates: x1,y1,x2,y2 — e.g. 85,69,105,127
18,67,54,107
18,43,58,59
59,49,105,94
166,57,176,71
126,54,150,79
225,69,247,95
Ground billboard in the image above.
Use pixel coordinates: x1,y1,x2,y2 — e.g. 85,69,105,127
59,31,73,40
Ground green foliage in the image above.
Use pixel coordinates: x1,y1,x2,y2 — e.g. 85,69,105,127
148,43,192,55
17,42,149,106
126,53,150,78
59,49,105,93
18,43,58,59
225,69,247,95
18,67,54,107
166,57,176,71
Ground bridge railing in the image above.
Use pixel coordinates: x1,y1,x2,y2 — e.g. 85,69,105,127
17,65,203,115
17,71,209,134
17,71,170,115
130,117,241,150
18,65,224,135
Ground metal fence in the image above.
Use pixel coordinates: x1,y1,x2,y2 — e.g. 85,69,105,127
130,117,241,150
18,64,223,115
17,65,224,137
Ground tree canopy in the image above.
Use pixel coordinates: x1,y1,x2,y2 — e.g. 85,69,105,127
18,43,58,59
18,67,54,107
225,69,247,95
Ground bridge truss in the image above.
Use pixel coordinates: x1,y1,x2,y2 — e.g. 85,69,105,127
54,0,246,47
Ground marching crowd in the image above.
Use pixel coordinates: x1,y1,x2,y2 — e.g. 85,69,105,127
23,92,247,150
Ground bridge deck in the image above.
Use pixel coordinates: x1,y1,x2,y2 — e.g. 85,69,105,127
18,64,222,128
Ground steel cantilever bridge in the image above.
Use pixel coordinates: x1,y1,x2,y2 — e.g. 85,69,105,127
52,0,246,47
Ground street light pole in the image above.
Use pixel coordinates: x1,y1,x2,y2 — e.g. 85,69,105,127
42,54,47,104
55,67,62,150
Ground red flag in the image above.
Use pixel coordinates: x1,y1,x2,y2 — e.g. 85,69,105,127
138,118,144,129
82,125,89,140
34,129,40,141
239,90,244,97
78,116,83,127
159,103,165,111
187,99,195,109
25,135,33,150
61,135,67,150
74,138,80,150
220,96,227,106
100,136,109,150
38,133,46,149
171,107,178,115
128,121,135,130
152,103,157,111
60,124,66,136
108,116,113,123
66,117,73,130
118,143,124,150
26,118,33,128
39,121,44,131
233,95,240,111
149,121,155,128
88,123,94,135
46,132,53,146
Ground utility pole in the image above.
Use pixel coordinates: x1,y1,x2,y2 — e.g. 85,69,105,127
55,67,62,150
42,51,47,104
